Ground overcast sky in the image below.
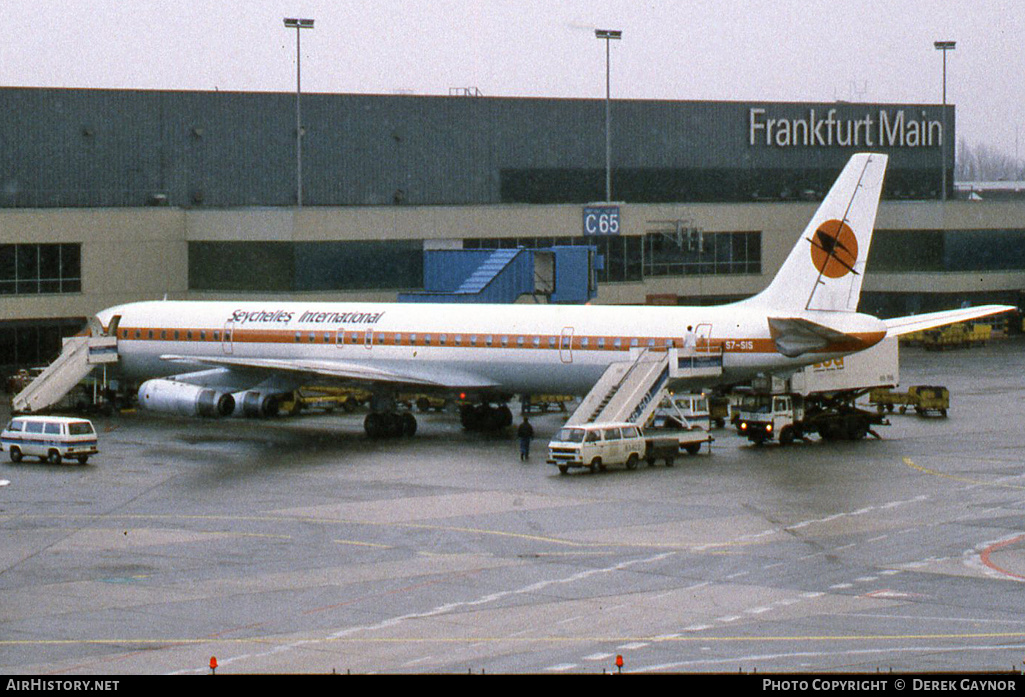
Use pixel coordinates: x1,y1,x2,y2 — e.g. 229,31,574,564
4,0,1024,160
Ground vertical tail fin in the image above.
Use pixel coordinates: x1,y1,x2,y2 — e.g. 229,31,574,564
750,153,888,313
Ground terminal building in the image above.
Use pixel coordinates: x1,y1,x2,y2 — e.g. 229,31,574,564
2,86,1024,371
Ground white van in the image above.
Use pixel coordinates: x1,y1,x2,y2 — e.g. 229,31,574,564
2,416,98,464
547,422,645,474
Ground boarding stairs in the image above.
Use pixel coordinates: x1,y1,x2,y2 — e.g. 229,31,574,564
566,345,724,428
12,334,118,413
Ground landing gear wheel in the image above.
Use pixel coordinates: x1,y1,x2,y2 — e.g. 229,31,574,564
400,412,418,437
460,403,514,432
845,416,868,440
365,411,418,439
779,426,795,446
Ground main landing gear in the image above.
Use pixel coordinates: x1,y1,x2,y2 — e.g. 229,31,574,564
361,396,514,438
459,403,513,432
363,411,418,439
363,394,418,439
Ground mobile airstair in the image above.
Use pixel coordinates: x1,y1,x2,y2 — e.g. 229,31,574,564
11,333,118,414
566,345,724,428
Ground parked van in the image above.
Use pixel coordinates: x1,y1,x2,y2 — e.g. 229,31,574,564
2,416,98,464
547,422,645,474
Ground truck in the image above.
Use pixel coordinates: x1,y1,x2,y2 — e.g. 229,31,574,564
547,420,712,474
735,337,898,446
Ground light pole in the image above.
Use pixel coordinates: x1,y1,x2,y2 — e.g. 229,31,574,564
285,17,314,207
934,40,955,201
595,29,621,203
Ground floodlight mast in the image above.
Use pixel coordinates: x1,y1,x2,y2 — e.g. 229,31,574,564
934,40,955,202
595,29,622,203
285,18,315,207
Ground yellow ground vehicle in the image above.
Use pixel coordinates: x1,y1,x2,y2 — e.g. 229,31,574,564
279,388,369,415
869,385,949,417
904,323,993,350
521,394,573,414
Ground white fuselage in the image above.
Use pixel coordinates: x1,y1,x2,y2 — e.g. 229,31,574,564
97,299,888,396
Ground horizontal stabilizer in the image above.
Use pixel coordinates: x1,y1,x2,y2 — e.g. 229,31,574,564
768,317,867,358
883,305,1016,337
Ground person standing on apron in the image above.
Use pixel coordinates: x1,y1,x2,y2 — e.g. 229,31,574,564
517,416,534,461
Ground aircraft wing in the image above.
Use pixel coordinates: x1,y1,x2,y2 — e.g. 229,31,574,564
883,305,1016,337
158,354,500,391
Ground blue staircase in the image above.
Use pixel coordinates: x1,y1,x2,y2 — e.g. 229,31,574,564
398,248,534,304
455,249,521,294
398,246,598,304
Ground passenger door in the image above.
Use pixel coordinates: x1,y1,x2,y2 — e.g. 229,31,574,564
560,327,574,364
222,320,234,355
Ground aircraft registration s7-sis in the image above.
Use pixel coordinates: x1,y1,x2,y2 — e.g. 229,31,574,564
81,153,1010,437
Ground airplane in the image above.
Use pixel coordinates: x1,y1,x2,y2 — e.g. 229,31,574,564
86,152,1011,437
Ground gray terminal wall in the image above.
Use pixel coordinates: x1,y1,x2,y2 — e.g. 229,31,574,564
1,88,953,208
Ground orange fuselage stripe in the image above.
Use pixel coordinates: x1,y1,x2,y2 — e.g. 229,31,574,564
117,326,886,356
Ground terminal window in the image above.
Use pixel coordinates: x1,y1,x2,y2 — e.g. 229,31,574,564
0,243,81,295
188,241,423,292
644,230,761,277
868,229,1025,273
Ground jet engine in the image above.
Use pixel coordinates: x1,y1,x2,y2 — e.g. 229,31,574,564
233,390,282,418
137,379,235,417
